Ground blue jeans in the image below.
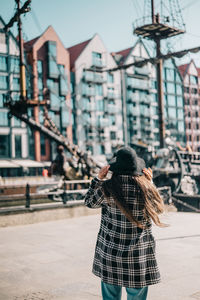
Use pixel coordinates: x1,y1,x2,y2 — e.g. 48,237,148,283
101,281,148,300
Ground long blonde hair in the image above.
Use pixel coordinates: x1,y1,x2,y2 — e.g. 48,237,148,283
102,174,166,229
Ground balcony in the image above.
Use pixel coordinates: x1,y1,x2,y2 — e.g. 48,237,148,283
83,102,96,112
135,66,150,76
128,107,140,116
106,91,118,99
93,74,105,83
132,78,150,90
127,92,140,103
82,88,95,97
106,104,118,114
84,71,105,83
97,118,109,128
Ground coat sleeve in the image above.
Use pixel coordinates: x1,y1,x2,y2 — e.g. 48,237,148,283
84,177,106,209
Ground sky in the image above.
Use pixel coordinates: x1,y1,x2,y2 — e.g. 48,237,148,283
1,0,200,65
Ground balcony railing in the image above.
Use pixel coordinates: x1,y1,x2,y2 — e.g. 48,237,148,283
107,91,118,99
84,72,105,83
135,66,150,76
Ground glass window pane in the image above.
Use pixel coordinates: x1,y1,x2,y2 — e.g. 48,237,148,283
176,84,182,95
167,82,175,94
0,56,7,72
0,111,8,126
15,135,22,158
178,109,184,119
168,107,177,118
0,94,5,107
10,57,20,73
0,76,8,89
177,96,183,107
12,77,20,90
0,135,9,157
13,116,21,127
37,60,43,75
168,95,176,106
108,73,114,83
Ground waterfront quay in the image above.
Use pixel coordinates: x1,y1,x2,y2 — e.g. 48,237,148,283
0,211,199,300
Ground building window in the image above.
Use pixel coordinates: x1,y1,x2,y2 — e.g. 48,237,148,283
37,60,43,75
12,77,20,91
190,75,198,85
0,76,8,89
10,57,20,73
177,96,183,107
109,115,115,126
197,136,200,142
176,84,182,95
61,108,70,127
166,82,175,94
168,107,176,118
0,135,9,157
47,41,57,58
165,68,175,81
108,72,114,83
97,99,104,111
58,64,68,96
110,131,116,140
92,52,103,67
178,121,184,132
177,109,184,120
0,56,7,72
0,94,5,107
38,77,43,92
50,93,60,108
13,116,21,127
15,135,22,158
40,134,46,156
167,95,176,106
47,41,58,78
95,84,103,96
0,111,8,126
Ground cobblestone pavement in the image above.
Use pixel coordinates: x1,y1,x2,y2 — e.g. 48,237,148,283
0,211,200,300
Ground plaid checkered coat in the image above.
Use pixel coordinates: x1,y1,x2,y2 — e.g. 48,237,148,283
84,175,161,288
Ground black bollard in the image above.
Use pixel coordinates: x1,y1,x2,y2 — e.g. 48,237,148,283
25,183,30,208
62,181,67,204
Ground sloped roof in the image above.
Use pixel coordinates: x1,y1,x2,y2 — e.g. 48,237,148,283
24,35,41,51
115,47,133,65
178,63,189,78
67,38,91,70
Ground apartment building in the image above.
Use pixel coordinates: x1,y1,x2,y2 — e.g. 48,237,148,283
113,40,159,150
179,60,200,151
0,16,32,176
25,25,72,161
113,40,185,150
68,33,123,158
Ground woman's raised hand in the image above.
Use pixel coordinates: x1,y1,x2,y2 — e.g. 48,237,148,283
143,167,153,181
98,165,110,180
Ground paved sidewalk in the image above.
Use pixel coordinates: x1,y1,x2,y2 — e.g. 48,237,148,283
0,211,200,300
